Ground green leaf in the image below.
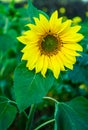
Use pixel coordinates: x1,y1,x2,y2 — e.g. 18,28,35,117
54,96,88,130
0,34,16,52
68,53,88,85
14,62,54,112
0,58,17,78
28,0,49,23
0,96,17,130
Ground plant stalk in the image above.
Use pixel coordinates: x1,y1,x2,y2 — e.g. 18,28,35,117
25,104,36,130
34,118,55,130
43,96,59,104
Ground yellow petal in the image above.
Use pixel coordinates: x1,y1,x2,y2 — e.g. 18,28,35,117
60,25,81,37
17,36,29,44
61,33,84,43
50,56,60,79
63,43,83,51
39,14,49,32
55,53,65,71
62,52,76,63
61,48,77,63
49,11,63,34
26,23,36,30
41,56,48,77
23,30,39,41
17,30,39,44
21,43,38,53
58,51,74,70
35,54,44,73
61,47,81,56
32,14,49,34
50,10,58,24
70,25,81,32
58,20,72,34
27,23,44,35
33,16,49,34
26,50,40,70
22,46,39,60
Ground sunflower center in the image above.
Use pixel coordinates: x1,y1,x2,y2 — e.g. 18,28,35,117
41,35,58,53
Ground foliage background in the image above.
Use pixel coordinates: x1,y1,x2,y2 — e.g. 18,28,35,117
0,0,88,130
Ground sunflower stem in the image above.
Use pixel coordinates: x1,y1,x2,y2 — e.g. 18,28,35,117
25,104,36,130
34,118,55,130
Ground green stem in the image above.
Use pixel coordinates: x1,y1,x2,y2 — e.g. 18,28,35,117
33,96,58,130
43,96,59,104
34,118,55,130
9,100,18,108
9,100,28,120
23,111,28,120
25,104,36,130
3,18,8,34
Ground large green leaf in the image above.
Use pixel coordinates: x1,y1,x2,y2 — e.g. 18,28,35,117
14,62,54,112
0,96,17,130
54,96,88,130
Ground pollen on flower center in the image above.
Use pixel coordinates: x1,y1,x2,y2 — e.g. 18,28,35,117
41,35,59,55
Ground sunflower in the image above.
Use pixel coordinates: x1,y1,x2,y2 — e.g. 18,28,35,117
17,10,84,79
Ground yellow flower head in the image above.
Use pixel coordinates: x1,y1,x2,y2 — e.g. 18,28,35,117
17,10,84,79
